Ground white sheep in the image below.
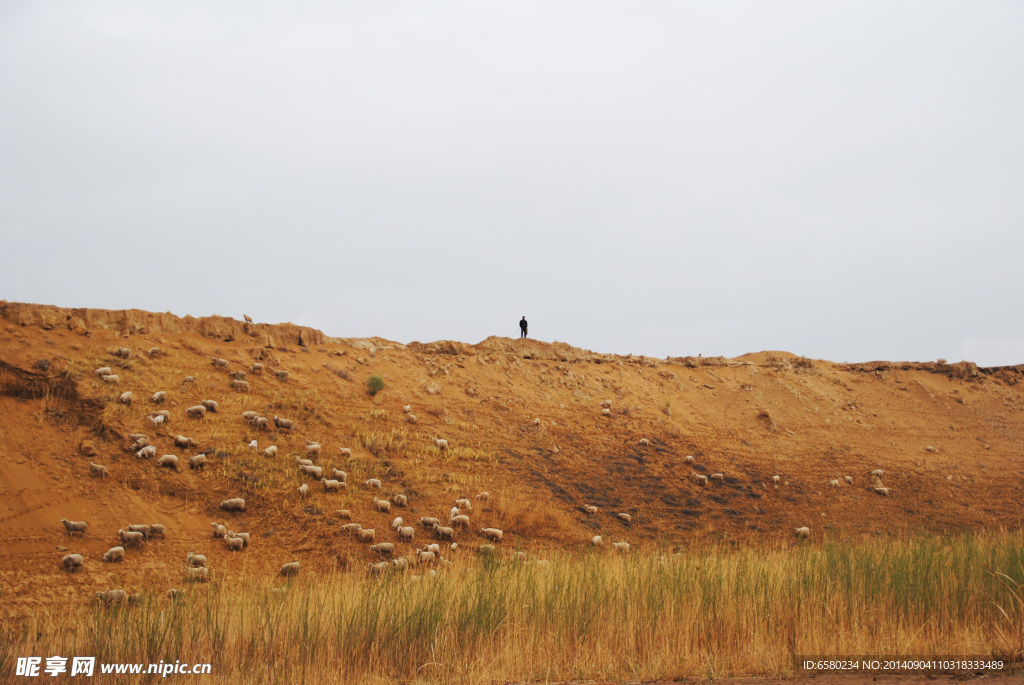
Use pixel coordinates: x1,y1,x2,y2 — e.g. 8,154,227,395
62,554,85,571
844,476,853,484
228,531,249,546
617,512,632,523
231,380,250,391
280,561,301,577
365,478,382,490
794,526,811,538
407,414,418,424
201,399,219,413
398,526,415,542
534,418,541,426
102,374,120,384
392,557,410,570
829,479,840,488
182,376,196,384
119,391,133,405
295,458,313,466
249,440,258,451
393,494,408,507
449,506,460,520
338,447,352,457
357,528,376,543
225,536,245,551
426,543,441,555
273,415,293,431
370,543,395,557
433,438,449,450
874,487,891,496
116,347,132,358
772,475,781,485
592,535,604,546
416,549,437,565
684,455,694,463
450,514,470,529
373,497,391,513
391,516,404,530
600,400,612,409
323,480,344,493
156,454,180,471
612,542,630,553
254,416,270,430
336,510,351,520
119,529,145,546
275,370,290,381
242,411,259,421
263,445,278,458
331,469,347,482
710,473,725,481
174,434,197,449
433,523,455,540
221,498,246,512
690,471,708,486
297,483,309,498
581,504,598,515
149,524,166,538
61,519,89,536
187,552,207,567
186,405,208,419
402,404,412,413
871,469,884,478
186,567,209,582
250,363,264,375
513,551,527,563
305,443,321,458
230,370,248,381
152,391,167,404
127,524,151,539
102,546,125,562
476,491,490,502
480,527,503,542
96,366,112,377
340,523,361,535
137,445,157,459
211,357,229,368
89,462,110,478
420,517,440,528
211,523,227,538
369,560,390,575
601,408,611,416
455,498,472,511
189,454,207,470
301,465,323,479
639,438,650,446
96,589,126,604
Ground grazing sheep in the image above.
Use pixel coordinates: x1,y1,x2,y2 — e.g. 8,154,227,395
102,374,120,384
685,455,694,463
89,462,110,478
147,414,165,427
148,346,162,357
365,478,382,490
416,549,437,565
534,418,541,426
402,405,412,413
450,514,470,529
369,560,391,575
149,524,166,538
186,567,209,582
211,523,227,538
455,498,472,511
62,554,84,572
426,543,441,555
130,434,149,449
152,391,167,404
119,529,145,546
357,528,376,543
275,370,290,381
211,357,229,368
340,523,361,535
185,405,207,419
280,561,301,577
263,445,278,458
772,475,781,485
182,376,196,384
116,347,132,359
331,469,347,482
242,411,259,421
407,414,418,424
249,363,264,375
794,526,811,538
102,546,125,563
174,434,197,449
476,491,490,502
370,543,395,557
295,458,313,467
639,438,650,446
392,557,410,571
612,542,630,553
225,536,245,551
152,409,171,422
449,506,460,521
373,497,391,513
221,498,246,512
829,479,840,488
254,417,270,430
433,524,456,540
119,391,133,405
513,551,527,563
305,443,321,458
420,517,440,528
323,480,344,493
871,469,884,478
338,448,352,457
601,407,611,416
231,380,250,391
391,516,404,530
600,400,612,409
187,552,207,567
273,415,293,431
96,589,127,604
136,445,157,459
127,524,151,539
189,454,207,470
449,542,458,553
710,473,725,481
96,366,113,376
433,438,448,450
156,454,180,471
297,483,309,498
60,519,88,536
592,535,604,546
201,399,219,413
480,527,503,542
478,544,495,555
398,526,415,542
844,476,854,484
230,370,248,381
617,512,632,523
582,504,598,515
874,487,891,496
300,465,323,479
393,494,408,507
336,510,352,520
249,440,258,451
690,472,708,486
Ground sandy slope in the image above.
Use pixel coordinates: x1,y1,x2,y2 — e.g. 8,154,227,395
0,301,1022,619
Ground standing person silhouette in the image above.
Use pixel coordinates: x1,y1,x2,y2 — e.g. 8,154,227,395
519,316,528,338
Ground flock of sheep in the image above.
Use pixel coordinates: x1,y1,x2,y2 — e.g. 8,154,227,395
67,346,896,601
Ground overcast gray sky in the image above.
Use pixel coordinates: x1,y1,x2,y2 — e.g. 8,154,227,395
1,2,1022,365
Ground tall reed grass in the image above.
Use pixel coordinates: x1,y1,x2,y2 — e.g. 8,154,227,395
3,530,1022,683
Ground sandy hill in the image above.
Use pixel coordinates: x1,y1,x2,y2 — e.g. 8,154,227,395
1,300,1022,618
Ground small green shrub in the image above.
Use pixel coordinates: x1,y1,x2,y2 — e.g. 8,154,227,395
366,375,385,396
